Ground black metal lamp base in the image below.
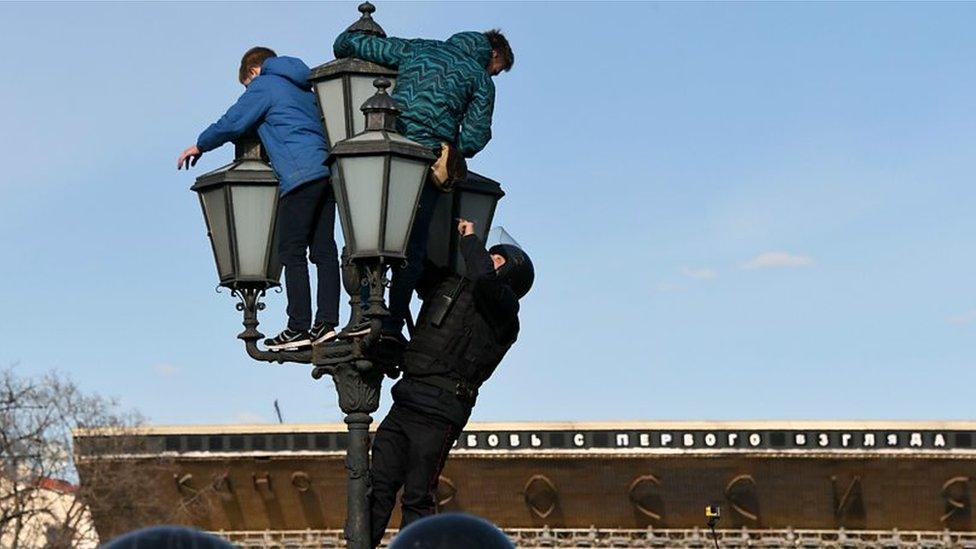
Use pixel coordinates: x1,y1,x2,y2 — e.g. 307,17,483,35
312,332,404,549
229,258,407,549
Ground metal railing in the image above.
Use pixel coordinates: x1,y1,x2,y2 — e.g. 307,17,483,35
211,527,976,548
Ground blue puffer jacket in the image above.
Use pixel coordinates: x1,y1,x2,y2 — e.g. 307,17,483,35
197,56,330,196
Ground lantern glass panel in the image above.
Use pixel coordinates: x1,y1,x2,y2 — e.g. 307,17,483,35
384,157,429,254
458,192,497,241
349,75,395,136
230,184,278,278
338,155,385,253
332,166,352,249
424,190,452,268
200,188,233,278
315,78,347,148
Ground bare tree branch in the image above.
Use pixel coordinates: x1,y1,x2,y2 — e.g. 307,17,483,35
0,367,170,547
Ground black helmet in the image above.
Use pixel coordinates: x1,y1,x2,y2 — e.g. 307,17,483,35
389,513,514,549
489,243,534,298
103,526,235,548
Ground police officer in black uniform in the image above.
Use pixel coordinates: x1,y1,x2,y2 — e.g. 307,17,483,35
368,219,534,548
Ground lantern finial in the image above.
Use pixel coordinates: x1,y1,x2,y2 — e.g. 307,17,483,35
361,78,400,132
346,2,387,38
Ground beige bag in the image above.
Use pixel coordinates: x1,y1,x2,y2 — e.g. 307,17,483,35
430,143,467,192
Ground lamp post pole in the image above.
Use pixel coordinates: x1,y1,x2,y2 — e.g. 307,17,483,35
312,258,391,549
227,262,391,549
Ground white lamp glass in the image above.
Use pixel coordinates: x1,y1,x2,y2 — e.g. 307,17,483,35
200,188,233,278
338,156,385,252
384,157,429,254
316,79,347,148
231,185,278,277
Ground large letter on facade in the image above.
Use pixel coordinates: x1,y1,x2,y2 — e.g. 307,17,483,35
941,476,971,525
724,474,760,524
831,475,865,525
628,474,665,523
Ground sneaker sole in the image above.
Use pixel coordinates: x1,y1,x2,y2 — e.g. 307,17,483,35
339,329,371,339
311,332,338,346
266,339,312,352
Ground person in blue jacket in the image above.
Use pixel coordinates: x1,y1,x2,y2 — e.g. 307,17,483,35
178,47,339,351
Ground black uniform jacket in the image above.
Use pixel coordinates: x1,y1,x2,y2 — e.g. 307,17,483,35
391,234,520,426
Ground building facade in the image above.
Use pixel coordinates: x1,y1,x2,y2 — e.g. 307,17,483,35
75,421,976,547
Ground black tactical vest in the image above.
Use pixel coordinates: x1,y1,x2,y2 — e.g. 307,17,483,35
402,275,516,387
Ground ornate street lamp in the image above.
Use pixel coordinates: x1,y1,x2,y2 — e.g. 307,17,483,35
193,83,432,549
194,5,434,548
309,2,397,148
426,172,506,275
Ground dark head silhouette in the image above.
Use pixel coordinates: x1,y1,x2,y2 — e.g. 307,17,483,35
103,526,235,549
390,513,514,549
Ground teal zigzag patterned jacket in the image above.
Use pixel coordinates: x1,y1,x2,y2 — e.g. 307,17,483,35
334,30,495,158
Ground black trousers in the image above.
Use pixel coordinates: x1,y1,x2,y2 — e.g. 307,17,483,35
369,403,460,548
386,182,440,330
276,179,339,332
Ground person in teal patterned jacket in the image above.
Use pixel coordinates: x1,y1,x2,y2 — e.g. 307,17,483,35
333,29,515,335
333,29,512,156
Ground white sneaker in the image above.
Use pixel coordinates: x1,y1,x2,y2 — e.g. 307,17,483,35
264,328,312,351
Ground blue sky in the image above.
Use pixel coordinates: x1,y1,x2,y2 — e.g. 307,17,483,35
1,1,974,425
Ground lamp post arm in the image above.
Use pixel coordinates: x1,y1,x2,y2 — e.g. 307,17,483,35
233,288,313,365
242,338,313,365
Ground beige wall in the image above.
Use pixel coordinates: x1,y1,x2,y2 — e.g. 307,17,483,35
0,478,96,548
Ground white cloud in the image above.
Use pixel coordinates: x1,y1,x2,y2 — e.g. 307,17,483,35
741,251,814,270
681,267,717,280
949,310,976,325
152,363,180,376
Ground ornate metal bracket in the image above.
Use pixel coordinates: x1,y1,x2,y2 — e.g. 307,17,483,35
309,257,404,378
312,323,404,382
233,288,313,365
